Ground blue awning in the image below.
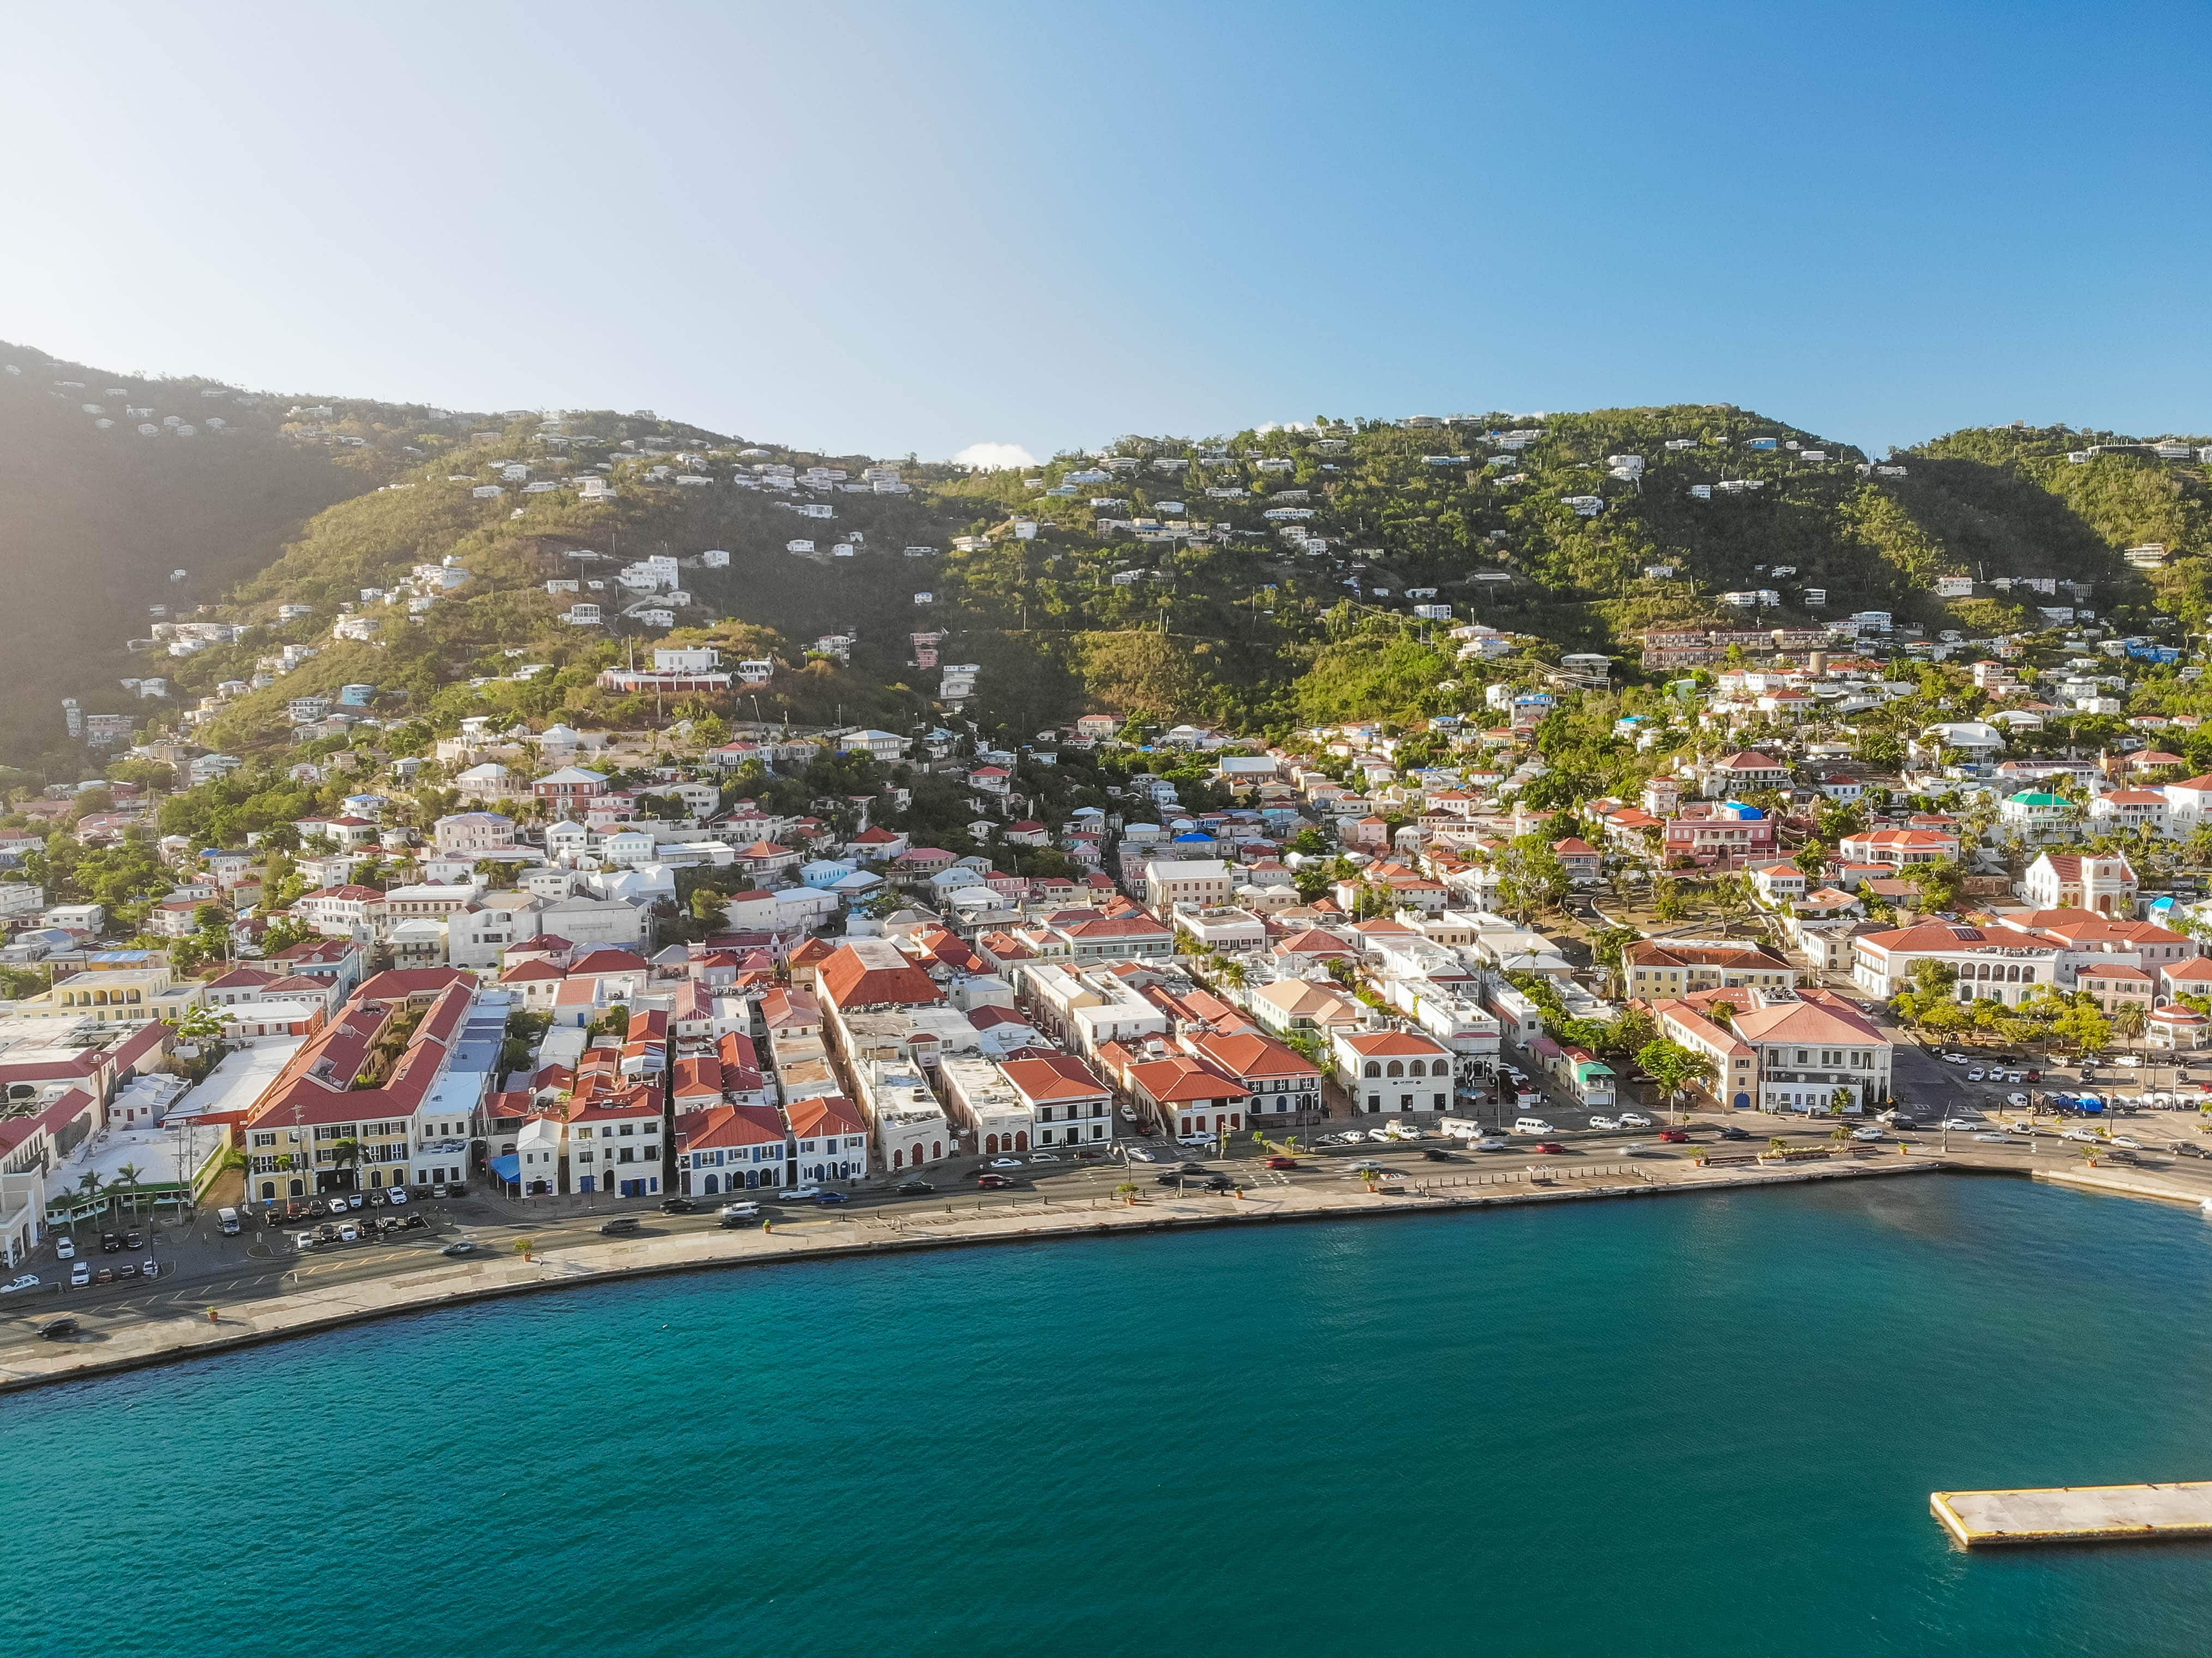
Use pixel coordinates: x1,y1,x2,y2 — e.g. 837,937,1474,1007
489,1154,521,1181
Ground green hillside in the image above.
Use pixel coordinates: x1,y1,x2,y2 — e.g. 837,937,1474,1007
13,340,2207,776
0,340,506,771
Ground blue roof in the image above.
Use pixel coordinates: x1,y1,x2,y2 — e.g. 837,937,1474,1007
489,1154,521,1182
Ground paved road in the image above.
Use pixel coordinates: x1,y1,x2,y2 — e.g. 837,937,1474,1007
11,1107,2212,1366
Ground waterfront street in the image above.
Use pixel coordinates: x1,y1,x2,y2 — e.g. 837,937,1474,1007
10,1108,2212,1390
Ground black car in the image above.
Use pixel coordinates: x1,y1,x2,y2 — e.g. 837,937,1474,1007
1177,1161,1208,1174
99,1232,121,1253
1203,1175,1237,1192
896,1179,935,1194
38,1317,79,1341
1156,1172,1185,1186
660,1197,699,1214
123,1231,143,1249
1422,1148,1454,1161
1716,1126,1751,1141
402,1213,429,1229
2176,1142,2210,1160
599,1217,642,1235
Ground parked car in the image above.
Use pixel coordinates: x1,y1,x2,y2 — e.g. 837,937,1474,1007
93,1232,117,1255
1030,1152,1060,1163
387,1188,409,1206
989,1157,1023,1169
53,1235,75,1260
0,1273,39,1295
338,1222,359,1242
68,1261,89,1288
2023,1070,2042,1084
1965,1069,1985,1082
2005,1092,2029,1108
401,1214,428,1230
93,1267,115,1285
294,1230,318,1251
896,1179,935,1194
1619,1113,1652,1128
1586,1116,1619,1131
776,1185,821,1202
346,1193,364,1210
328,1198,350,1217
115,1263,138,1280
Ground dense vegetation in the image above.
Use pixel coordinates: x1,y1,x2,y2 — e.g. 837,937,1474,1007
9,332,2208,774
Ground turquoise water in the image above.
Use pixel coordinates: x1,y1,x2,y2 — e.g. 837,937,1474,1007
7,1176,2212,1656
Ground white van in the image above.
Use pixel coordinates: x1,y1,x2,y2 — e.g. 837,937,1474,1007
718,1202,760,1228
217,1206,241,1236
1513,1116,1555,1136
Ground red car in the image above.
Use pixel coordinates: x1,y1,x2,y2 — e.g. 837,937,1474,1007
1658,1127,1691,1144
1265,1156,1299,1169
2023,1071,2042,1083
976,1173,1017,1190
1533,1141,1566,1154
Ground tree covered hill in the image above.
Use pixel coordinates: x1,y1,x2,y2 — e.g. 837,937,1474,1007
10,334,2207,776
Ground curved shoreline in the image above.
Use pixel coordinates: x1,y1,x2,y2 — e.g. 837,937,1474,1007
1,1154,2199,1397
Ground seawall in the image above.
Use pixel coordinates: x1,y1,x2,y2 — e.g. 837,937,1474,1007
0,1156,1946,1396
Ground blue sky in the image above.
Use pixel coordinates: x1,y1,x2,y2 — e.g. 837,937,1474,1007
3,2,2205,463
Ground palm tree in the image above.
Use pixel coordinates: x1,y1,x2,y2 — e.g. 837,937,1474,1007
71,1169,103,1226
1765,1137,1790,1159
1829,1124,1852,1150
326,1138,362,1189
1113,1181,1139,1206
112,1162,143,1217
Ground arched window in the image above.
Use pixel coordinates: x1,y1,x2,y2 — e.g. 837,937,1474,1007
931,1140,942,1159
1408,1059,1426,1077
1386,1061,1404,1078
893,1148,904,1168
1363,1061,1380,1078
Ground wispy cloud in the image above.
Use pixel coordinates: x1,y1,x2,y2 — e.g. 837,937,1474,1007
951,441,1037,471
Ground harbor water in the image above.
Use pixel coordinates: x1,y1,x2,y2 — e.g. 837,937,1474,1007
6,1175,2212,1655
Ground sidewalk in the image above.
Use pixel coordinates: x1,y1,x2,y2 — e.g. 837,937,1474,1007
0,1154,1943,1395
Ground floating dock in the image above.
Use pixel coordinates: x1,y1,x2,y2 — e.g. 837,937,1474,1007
1932,1482,2212,1547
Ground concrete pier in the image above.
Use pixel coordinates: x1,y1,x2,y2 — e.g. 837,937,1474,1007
1933,1482,2212,1547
